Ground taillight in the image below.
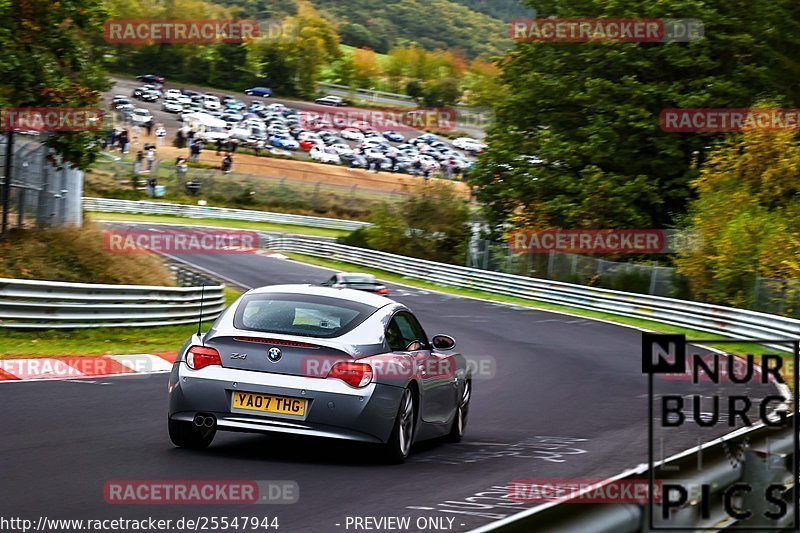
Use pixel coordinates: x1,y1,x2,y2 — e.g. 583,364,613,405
186,346,221,370
377,287,389,295
327,361,373,388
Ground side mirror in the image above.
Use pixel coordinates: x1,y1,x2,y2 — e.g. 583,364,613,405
431,334,456,350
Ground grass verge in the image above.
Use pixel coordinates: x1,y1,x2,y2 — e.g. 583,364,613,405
0,289,241,358
284,252,776,358
87,212,351,239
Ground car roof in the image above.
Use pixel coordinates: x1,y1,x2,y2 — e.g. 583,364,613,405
247,284,393,308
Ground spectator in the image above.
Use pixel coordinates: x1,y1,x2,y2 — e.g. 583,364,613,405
146,176,157,197
146,146,156,171
155,124,167,146
412,158,422,177
145,120,153,137
174,129,186,149
221,153,233,173
445,159,454,180
187,129,195,144
216,138,223,155
175,157,188,186
423,165,431,182
118,129,129,154
134,150,143,173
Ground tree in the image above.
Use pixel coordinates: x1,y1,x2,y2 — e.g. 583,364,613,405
0,0,110,170
352,48,383,89
470,0,800,235
676,120,800,309
364,182,472,264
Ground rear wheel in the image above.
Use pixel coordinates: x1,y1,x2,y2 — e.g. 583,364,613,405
383,388,415,463
448,380,471,442
168,417,215,449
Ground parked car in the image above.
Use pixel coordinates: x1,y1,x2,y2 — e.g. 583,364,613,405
341,128,365,141
269,134,299,150
162,99,183,113
244,87,272,97
310,146,341,164
132,87,158,102
130,108,153,125
383,131,405,142
136,74,164,85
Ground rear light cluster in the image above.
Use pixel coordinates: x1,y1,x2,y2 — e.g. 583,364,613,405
186,346,221,370
376,287,389,295
327,361,373,388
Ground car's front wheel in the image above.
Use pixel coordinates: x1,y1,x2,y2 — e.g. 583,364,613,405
382,388,415,463
448,380,471,442
168,417,215,449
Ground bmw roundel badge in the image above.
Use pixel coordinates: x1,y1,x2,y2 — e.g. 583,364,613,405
268,347,282,362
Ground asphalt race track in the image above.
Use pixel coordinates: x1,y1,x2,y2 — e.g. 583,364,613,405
1,231,781,532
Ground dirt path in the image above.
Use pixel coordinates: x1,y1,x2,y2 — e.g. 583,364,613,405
126,133,472,198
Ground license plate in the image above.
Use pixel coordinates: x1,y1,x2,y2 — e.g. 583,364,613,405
231,391,307,416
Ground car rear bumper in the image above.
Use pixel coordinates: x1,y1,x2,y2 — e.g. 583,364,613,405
168,362,404,444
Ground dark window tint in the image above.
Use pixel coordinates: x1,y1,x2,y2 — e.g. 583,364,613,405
386,312,428,351
234,293,375,338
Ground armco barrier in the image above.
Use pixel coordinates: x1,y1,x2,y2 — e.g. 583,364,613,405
259,234,800,351
0,278,225,329
471,421,796,532
82,197,369,232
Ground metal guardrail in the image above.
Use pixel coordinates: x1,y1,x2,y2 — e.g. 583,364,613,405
260,235,800,351
472,421,796,532
82,197,370,232
0,276,225,329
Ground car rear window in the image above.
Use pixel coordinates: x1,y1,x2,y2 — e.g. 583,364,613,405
234,293,376,338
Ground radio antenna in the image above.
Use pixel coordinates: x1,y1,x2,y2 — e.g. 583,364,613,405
197,283,205,343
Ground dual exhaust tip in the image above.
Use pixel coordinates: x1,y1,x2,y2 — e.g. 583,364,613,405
193,414,216,428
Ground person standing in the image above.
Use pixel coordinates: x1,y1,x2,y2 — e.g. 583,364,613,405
119,129,129,154
134,151,143,173
145,120,154,137
175,157,188,187
221,153,233,173
147,176,157,197
155,124,167,146
146,146,156,171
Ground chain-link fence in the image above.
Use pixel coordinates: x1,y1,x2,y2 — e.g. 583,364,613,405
0,133,83,232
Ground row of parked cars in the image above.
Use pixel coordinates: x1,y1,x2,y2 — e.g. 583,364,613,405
114,76,486,175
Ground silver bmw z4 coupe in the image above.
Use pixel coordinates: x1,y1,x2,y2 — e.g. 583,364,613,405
168,284,471,462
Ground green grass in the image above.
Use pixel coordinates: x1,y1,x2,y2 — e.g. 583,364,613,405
0,289,242,358
87,212,351,239
284,252,776,359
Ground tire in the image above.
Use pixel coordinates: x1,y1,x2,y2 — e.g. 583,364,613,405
168,417,216,449
448,380,471,443
382,388,416,463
